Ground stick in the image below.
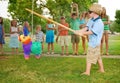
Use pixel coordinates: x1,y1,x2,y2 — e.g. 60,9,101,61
25,8,85,37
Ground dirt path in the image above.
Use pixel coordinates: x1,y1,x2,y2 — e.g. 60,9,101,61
1,52,120,59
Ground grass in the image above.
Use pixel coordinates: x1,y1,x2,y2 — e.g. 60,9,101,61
0,55,120,83
0,34,120,83
3,34,120,55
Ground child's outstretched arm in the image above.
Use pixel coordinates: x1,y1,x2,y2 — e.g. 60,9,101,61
71,3,79,17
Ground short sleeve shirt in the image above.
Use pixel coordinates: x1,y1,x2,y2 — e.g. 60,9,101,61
35,31,44,42
70,18,80,34
87,17,104,48
58,23,69,36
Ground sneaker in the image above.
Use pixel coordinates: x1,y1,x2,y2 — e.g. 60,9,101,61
106,53,109,56
83,52,87,55
51,52,54,54
47,52,50,55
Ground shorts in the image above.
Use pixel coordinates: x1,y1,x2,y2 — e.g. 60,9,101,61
104,30,110,34
71,34,80,43
87,46,102,64
58,36,69,46
46,31,54,43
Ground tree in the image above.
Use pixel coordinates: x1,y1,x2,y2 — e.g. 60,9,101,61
111,10,120,32
115,10,120,24
8,0,98,32
46,0,98,21
3,18,10,33
110,21,120,33
8,0,46,31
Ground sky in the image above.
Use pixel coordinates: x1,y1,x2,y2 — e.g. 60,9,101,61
98,0,120,20
0,0,120,20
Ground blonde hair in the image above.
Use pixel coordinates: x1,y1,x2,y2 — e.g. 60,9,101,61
36,25,41,30
89,3,102,15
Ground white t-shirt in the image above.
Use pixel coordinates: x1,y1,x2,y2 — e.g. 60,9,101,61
10,27,19,37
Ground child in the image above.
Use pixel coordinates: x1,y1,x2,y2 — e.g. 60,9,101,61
9,19,19,54
80,12,87,55
35,25,44,51
58,16,69,55
0,17,5,54
70,3,80,55
22,21,31,60
100,7,111,55
46,19,56,54
76,3,105,75
18,25,23,35
23,21,31,36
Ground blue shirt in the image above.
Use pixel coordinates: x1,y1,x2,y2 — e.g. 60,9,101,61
23,26,29,36
79,19,85,25
87,17,104,48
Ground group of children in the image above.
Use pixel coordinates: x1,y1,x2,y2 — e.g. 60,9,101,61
0,3,111,75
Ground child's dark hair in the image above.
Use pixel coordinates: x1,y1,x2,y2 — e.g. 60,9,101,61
0,17,3,25
72,13,77,16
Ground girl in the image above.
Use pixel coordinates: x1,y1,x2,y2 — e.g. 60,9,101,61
22,21,31,60
100,7,111,55
0,17,5,54
23,21,31,36
9,19,19,54
46,19,56,54
80,12,87,55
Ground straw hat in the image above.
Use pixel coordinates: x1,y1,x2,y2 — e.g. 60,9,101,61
89,3,102,15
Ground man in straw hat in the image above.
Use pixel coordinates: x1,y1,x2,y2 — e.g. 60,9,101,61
76,3,105,75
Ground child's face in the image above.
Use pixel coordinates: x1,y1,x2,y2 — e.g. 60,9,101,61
37,27,41,31
24,22,29,27
12,20,17,26
60,19,65,23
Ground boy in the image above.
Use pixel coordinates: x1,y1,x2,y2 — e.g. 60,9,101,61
70,3,80,55
35,25,44,50
76,3,105,75
58,16,69,55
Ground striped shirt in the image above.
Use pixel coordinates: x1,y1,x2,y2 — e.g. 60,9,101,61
35,31,44,42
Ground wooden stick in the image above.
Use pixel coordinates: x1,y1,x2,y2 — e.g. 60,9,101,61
25,8,84,37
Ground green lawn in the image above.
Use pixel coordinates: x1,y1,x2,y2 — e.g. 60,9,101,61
0,55,120,83
3,34,120,55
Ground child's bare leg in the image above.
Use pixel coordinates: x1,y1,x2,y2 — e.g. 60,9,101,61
42,43,44,50
16,48,19,54
105,33,109,55
82,37,86,54
12,48,15,54
76,43,79,55
82,62,91,75
61,46,64,55
0,44,3,54
51,43,54,52
98,59,105,73
100,35,104,55
65,46,68,55
48,43,50,53
72,43,75,54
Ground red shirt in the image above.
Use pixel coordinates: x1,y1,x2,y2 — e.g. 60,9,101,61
58,23,69,36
